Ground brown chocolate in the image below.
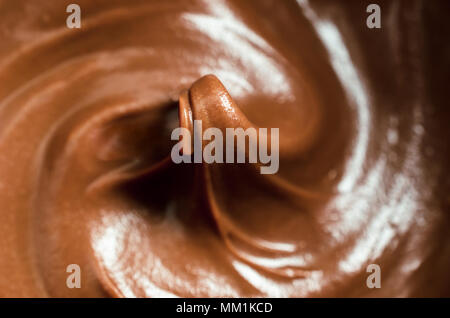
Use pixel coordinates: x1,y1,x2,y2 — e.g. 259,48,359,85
0,0,449,297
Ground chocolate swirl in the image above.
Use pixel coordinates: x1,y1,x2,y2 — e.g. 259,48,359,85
0,0,449,297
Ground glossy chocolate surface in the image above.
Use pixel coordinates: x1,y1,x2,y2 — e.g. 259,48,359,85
0,0,449,297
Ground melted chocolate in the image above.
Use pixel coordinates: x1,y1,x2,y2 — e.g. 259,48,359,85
0,0,449,297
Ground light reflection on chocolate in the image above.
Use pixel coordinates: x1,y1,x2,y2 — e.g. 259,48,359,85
0,0,449,297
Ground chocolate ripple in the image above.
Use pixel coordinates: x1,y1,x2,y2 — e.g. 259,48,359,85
0,0,449,297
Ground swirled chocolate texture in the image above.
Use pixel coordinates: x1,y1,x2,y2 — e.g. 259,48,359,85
0,0,449,297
